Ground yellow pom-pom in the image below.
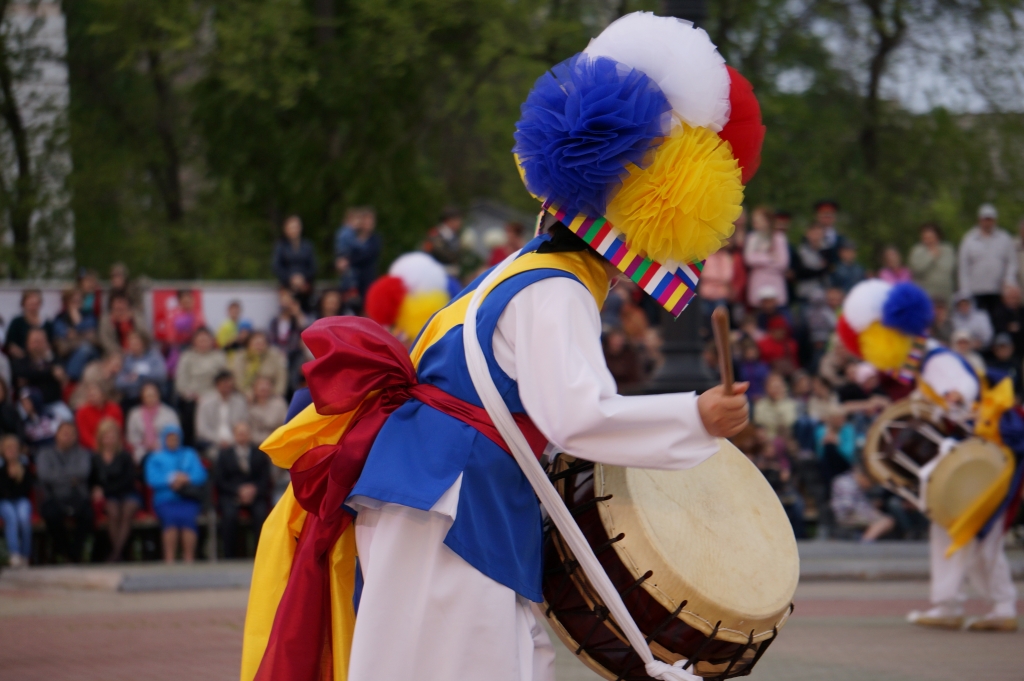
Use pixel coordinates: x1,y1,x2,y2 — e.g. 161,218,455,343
605,123,743,264
859,322,913,371
395,290,450,342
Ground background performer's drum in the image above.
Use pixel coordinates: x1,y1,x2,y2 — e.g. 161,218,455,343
863,398,1011,526
543,439,799,680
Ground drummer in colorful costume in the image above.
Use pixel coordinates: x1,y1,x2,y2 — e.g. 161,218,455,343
837,280,1021,632
241,12,762,681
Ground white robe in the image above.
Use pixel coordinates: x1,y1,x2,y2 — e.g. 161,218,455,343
347,277,718,681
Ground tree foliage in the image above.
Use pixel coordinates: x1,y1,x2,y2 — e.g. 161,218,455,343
53,0,1024,277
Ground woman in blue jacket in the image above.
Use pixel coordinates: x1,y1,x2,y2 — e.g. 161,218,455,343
144,424,207,563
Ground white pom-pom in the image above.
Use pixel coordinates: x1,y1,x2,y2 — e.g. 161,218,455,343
921,351,979,405
389,252,449,294
843,279,892,332
583,12,731,131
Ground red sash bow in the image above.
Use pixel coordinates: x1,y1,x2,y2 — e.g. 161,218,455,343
255,317,547,681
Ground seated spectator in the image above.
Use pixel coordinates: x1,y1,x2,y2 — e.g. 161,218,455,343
802,289,836,368
603,327,644,390
52,287,99,381
214,421,272,558
36,421,94,562
807,375,840,422
989,285,1024,358
829,241,865,293
878,245,910,284
831,466,895,542
248,376,288,445
952,328,986,375
930,298,953,345
196,370,249,457
737,340,770,400
174,328,227,445
317,289,345,319
107,262,144,312
752,285,793,330
68,352,123,410
99,292,147,356
757,316,799,374
815,407,856,488
115,330,167,405
91,418,139,562
169,290,204,349
77,269,102,326
699,244,734,323
5,289,53,360
951,292,993,349
0,378,24,440
232,331,288,399
754,373,798,440
986,333,1021,395
216,300,243,349
17,387,69,450
75,381,124,451
751,428,805,539
126,381,181,464
268,288,307,355
225,320,253,359
816,336,858,388
144,424,207,564
0,434,32,567
909,223,956,303
486,221,526,267
12,328,67,406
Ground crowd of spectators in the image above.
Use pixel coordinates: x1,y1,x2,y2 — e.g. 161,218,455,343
4,200,1024,566
680,201,1024,542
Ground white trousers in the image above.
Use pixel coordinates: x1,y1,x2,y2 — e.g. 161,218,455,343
347,502,556,681
929,516,1017,617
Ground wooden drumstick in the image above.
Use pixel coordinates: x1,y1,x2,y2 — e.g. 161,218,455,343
711,307,734,396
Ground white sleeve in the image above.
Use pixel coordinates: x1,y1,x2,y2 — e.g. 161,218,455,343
491,276,719,470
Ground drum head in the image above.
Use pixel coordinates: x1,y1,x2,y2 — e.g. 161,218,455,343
595,439,798,644
926,438,1011,529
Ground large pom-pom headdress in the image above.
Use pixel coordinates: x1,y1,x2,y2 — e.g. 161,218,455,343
837,280,933,379
365,253,451,342
513,12,765,316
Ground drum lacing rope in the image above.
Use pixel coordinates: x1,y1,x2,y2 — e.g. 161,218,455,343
462,251,701,681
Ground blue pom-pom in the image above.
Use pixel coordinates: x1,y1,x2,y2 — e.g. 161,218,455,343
881,282,934,336
513,53,671,218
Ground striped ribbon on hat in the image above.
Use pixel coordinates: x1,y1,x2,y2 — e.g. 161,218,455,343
542,199,703,318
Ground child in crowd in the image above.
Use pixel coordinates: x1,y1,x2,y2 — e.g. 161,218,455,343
750,426,806,539
985,333,1020,394
951,292,993,350
952,328,986,375
831,466,895,542
802,289,837,370
830,241,865,292
815,407,857,487
878,246,911,284
0,434,32,567
217,300,243,348
737,339,770,400
757,316,799,374
753,372,798,440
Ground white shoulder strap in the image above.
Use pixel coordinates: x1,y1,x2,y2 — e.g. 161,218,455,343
461,252,698,681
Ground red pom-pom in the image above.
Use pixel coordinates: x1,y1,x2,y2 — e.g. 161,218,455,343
836,315,862,358
364,275,407,327
719,66,765,185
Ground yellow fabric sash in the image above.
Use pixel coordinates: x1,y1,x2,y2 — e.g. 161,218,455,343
240,249,608,681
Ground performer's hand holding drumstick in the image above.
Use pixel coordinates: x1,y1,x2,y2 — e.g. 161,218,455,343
697,307,749,438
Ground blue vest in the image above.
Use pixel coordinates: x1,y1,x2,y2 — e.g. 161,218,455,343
348,238,605,601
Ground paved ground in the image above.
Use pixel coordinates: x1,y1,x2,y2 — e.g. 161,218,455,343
1,578,1021,681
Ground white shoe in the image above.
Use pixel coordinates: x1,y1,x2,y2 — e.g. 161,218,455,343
907,606,964,629
965,612,1019,632
7,554,25,568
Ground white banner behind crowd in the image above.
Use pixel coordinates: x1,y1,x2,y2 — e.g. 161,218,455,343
0,281,284,343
